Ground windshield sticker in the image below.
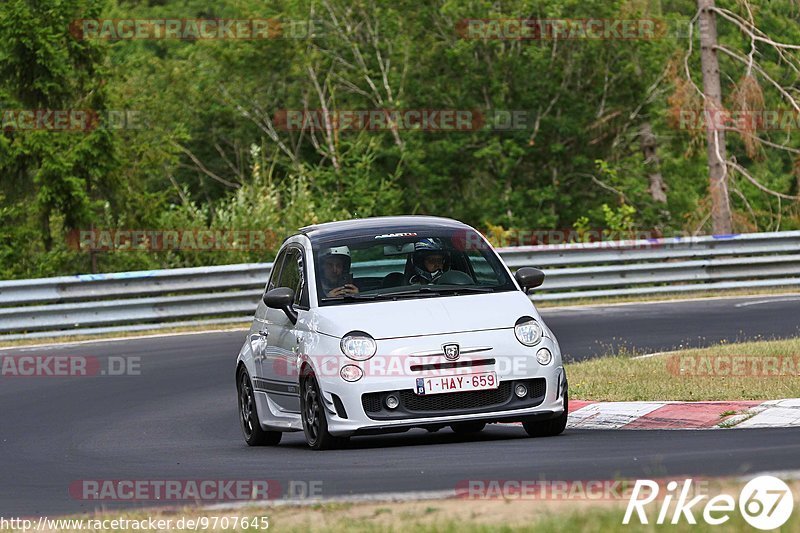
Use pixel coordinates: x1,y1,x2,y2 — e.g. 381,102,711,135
374,232,418,239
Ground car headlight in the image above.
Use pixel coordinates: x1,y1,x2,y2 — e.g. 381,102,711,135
514,317,543,346
536,347,552,365
340,331,377,361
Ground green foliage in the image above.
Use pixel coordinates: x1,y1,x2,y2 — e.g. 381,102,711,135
1,0,799,279
601,203,637,236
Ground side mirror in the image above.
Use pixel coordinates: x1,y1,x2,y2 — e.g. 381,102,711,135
514,267,545,291
263,287,298,324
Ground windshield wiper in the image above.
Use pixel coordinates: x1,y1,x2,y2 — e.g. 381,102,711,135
323,286,495,303
377,286,494,299
422,286,495,294
322,294,380,302
369,290,441,300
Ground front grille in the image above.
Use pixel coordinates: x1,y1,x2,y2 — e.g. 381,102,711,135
409,359,495,372
528,378,546,398
362,394,382,413
401,381,512,412
361,378,546,420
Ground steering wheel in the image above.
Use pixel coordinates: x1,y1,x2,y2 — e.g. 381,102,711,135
434,270,474,285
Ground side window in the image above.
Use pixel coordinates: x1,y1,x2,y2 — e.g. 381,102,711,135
277,249,301,294
267,249,288,293
295,250,309,308
467,251,501,285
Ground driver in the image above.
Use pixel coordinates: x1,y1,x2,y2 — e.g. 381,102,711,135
320,246,359,297
409,238,450,284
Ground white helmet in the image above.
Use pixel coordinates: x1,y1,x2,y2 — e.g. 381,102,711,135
322,246,351,259
320,246,352,287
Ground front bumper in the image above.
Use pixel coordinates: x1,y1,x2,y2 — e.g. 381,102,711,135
325,380,565,436
351,409,561,436
360,377,547,420
310,331,567,437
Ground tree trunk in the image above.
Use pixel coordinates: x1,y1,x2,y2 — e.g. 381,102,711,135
40,208,53,252
698,0,733,234
639,122,667,203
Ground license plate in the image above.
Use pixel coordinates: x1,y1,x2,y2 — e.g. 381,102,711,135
415,372,498,396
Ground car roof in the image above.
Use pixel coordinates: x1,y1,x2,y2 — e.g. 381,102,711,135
298,215,472,243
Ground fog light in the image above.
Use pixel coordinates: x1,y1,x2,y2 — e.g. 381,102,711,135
385,395,399,409
515,384,528,398
536,348,552,365
340,365,363,382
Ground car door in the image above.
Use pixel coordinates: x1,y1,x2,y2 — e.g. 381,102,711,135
250,249,287,381
259,245,308,413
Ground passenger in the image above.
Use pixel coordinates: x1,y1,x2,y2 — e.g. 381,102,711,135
409,238,450,284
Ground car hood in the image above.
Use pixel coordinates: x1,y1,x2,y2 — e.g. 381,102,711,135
311,291,540,339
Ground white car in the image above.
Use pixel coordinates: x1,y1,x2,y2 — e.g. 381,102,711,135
236,216,567,449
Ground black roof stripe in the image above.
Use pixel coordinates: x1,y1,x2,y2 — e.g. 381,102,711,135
298,215,472,242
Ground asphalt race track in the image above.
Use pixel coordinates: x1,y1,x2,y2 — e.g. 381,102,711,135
544,294,800,361
1,294,799,516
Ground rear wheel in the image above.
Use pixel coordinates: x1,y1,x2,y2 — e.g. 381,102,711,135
300,372,349,450
450,422,486,434
238,368,282,446
522,392,568,438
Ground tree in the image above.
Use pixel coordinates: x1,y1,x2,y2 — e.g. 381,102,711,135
0,0,116,258
697,0,733,234
676,0,800,233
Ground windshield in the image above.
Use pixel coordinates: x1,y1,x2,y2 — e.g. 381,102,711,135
313,229,516,305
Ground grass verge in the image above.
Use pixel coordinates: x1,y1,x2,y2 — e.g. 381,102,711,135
567,337,800,401
5,477,797,532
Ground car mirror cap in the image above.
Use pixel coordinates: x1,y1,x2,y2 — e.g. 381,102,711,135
514,267,545,290
264,287,295,309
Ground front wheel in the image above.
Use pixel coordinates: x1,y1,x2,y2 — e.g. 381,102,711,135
238,368,282,446
522,391,568,438
300,373,348,450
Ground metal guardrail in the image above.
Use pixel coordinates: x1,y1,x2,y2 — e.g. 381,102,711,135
2,230,799,339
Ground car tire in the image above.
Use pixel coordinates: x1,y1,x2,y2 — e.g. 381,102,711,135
300,372,349,450
522,391,568,438
450,422,486,434
238,368,282,446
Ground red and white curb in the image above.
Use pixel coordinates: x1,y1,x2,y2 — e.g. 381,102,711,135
563,398,800,429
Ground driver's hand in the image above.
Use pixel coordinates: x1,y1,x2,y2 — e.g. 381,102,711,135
328,284,359,297
343,283,359,295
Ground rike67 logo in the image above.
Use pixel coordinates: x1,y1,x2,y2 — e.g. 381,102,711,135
623,476,794,529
